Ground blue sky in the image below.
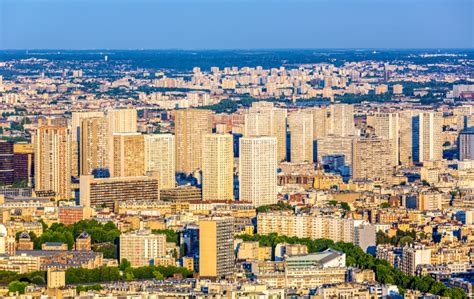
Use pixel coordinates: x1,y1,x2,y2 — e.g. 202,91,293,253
1,0,472,49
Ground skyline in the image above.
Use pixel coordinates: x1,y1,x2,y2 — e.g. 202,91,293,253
1,0,473,50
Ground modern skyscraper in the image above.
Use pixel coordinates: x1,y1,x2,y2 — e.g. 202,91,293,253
288,111,313,163
244,102,287,161
0,141,14,186
71,111,105,177
239,137,277,207
80,117,109,177
202,134,234,201
13,143,34,184
34,126,71,199
329,104,354,137
458,128,474,161
144,134,176,189
111,133,145,177
311,107,328,139
352,138,394,181
415,112,443,163
106,108,138,170
399,110,420,166
373,113,400,165
175,109,212,173
199,217,234,278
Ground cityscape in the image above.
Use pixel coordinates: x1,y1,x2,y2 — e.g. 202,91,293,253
1,0,474,298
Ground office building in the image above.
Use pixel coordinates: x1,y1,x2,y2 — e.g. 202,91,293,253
458,128,474,161
80,174,160,210
202,134,234,201
373,113,400,165
415,112,443,163
316,136,355,167
352,138,394,181
80,117,109,177
244,102,287,161
144,134,176,189
34,126,71,200
288,111,313,163
199,217,234,278
13,143,34,184
239,137,277,207
111,133,145,177
329,104,354,137
175,109,212,173
399,110,420,166
119,230,167,267
0,141,14,186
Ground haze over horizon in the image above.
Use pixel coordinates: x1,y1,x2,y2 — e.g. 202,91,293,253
1,0,473,50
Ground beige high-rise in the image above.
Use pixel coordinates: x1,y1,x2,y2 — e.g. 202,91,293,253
373,113,399,165
144,134,176,189
106,108,138,134
175,109,212,173
418,112,443,162
399,110,420,166
34,126,71,199
329,104,354,137
80,117,109,177
199,217,234,278
239,137,277,207
70,111,104,177
311,107,328,139
352,138,394,181
244,102,287,161
288,111,313,163
111,133,145,177
316,136,355,167
202,134,234,201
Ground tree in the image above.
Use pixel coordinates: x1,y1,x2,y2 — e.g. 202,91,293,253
30,275,45,285
379,202,391,209
8,281,28,294
153,271,164,280
119,259,131,271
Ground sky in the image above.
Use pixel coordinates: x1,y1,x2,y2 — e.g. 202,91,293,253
0,0,472,50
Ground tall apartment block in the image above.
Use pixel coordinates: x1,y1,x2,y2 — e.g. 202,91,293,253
175,109,212,173
288,110,313,163
120,230,167,267
34,126,71,199
144,134,176,189
80,116,109,177
111,133,145,177
244,102,287,161
239,137,277,207
352,138,394,181
329,104,354,137
373,112,400,165
199,217,234,279
311,107,328,139
202,134,234,201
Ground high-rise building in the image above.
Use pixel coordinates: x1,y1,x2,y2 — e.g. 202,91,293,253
311,107,328,139
415,112,443,163
106,108,138,134
239,137,277,207
288,111,313,163
316,136,355,167
373,113,399,165
34,126,71,199
13,143,34,184
352,138,394,181
111,133,145,177
458,128,474,161
199,217,234,278
144,134,176,189
175,109,212,173
399,110,420,166
79,174,160,209
329,104,354,137
0,141,14,186
244,102,287,161
202,134,234,201
454,105,473,131
71,111,104,177
80,117,109,177
401,245,431,275
120,230,167,267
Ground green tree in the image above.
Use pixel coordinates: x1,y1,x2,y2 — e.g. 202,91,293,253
119,259,131,271
8,281,28,294
153,271,164,280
